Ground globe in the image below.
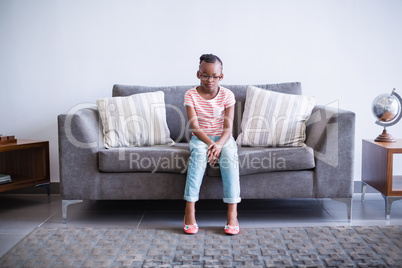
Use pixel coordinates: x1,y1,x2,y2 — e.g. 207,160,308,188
372,89,402,142
372,94,400,122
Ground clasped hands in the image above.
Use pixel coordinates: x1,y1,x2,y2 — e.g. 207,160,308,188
207,141,223,166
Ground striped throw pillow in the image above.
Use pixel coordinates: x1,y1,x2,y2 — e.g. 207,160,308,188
97,91,174,148
236,86,315,147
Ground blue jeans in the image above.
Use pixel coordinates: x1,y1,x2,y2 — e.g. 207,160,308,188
184,135,241,204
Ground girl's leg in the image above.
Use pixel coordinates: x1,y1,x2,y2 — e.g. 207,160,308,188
185,202,196,225
184,136,208,225
218,137,241,226
227,203,238,226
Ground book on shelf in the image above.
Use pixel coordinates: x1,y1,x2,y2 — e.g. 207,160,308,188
0,174,12,185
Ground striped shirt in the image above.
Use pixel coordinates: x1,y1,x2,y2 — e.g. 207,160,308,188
184,86,236,136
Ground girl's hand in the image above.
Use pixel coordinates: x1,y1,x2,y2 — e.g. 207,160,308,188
207,142,222,166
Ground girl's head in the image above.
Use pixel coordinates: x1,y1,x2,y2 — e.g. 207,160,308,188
197,54,224,91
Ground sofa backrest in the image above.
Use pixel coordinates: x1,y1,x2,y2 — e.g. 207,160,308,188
112,82,302,142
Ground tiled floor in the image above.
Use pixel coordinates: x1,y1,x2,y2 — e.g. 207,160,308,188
1,192,402,258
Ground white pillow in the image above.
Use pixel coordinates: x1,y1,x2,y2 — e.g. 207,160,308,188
236,85,316,147
97,91,174,148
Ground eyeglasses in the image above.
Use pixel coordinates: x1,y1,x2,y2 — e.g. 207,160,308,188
199,74,222,81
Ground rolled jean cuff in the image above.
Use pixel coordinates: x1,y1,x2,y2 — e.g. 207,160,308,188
184,195,199,202
223,197,241,204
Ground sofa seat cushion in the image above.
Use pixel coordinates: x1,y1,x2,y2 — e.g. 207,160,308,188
99,143,315,176
207,146,315,177
98,143,190,174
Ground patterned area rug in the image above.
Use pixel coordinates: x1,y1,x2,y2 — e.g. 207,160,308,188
1,226,402,267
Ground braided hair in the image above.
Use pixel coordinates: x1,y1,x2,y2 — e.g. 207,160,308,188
199,54,223,69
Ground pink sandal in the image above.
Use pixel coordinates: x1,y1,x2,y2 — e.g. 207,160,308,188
183,220,199,234
224,223,240,235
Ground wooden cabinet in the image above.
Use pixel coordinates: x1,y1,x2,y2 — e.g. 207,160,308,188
0,140,50,194
361,139,402,219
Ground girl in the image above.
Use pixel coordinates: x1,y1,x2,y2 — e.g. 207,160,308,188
183,54,240,235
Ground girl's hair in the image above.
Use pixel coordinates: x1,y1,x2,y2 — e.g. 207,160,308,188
199,54,223,68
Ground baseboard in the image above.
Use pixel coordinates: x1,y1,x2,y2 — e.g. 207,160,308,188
0,181,376,195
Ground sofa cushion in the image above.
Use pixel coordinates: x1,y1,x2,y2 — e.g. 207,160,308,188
112,82,303,141
113,85,194,143
236,85,315,147
98,143,189,174
206,146,315,177
97,91,174,148
99,142,315,176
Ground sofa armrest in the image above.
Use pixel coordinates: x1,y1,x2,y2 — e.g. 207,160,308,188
58,106,103,200
305,105,356,198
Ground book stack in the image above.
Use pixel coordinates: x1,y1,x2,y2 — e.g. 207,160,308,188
0,174,12,185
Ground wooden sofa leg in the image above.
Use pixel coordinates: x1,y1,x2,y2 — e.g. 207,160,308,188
62,200,83,224
332,198,352,221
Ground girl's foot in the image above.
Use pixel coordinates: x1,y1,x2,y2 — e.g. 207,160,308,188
225,203,239,234
184,202,198,234
184,219,199,234
224,221,240,235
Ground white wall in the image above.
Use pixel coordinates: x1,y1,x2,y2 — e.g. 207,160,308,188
1,0,402,182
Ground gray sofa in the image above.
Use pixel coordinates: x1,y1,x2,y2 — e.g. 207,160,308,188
58,82,355,222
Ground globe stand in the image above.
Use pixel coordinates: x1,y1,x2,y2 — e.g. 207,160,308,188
375,128,396,142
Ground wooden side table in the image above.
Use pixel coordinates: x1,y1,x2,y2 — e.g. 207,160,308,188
0,140,50,199
361,139,402,219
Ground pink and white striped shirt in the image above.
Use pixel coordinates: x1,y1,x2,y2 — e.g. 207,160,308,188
184,86,236,136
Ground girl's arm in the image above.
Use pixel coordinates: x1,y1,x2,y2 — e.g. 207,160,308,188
208,105,235,166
